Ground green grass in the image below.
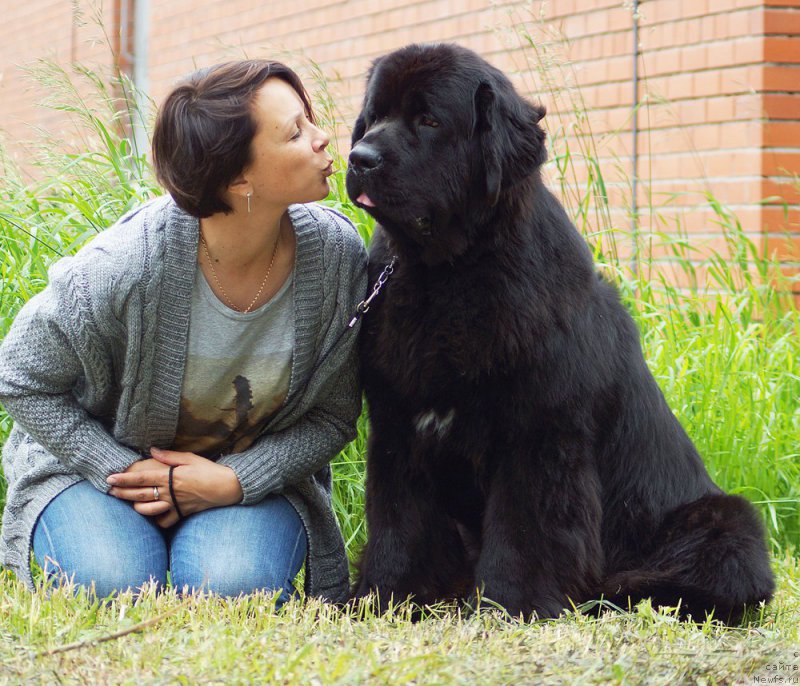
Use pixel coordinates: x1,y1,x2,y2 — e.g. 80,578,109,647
1,556,798,684
0,24,798,683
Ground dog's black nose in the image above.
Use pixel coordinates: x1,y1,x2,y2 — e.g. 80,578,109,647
349,144,383,171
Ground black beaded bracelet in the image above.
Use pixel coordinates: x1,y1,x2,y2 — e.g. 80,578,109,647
168,465,185,520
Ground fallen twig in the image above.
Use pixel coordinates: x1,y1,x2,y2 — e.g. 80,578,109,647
35,599,190,657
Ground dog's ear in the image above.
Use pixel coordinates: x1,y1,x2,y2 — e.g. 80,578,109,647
474,82,502,207
351,112,367,146
474,78,547,206
352,56,387,147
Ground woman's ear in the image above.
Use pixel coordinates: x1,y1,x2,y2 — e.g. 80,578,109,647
220,174,252,213
227,174,251,199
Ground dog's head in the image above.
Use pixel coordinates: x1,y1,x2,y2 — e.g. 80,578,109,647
346,43,546,264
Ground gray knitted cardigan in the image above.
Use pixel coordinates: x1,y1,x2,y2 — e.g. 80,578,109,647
0,196,367,602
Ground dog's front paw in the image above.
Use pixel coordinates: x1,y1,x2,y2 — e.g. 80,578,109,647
345,589,382,617
348,578,389,613
349,579,426,620
477,580,567,621
350,578,372,602
459,589,526,621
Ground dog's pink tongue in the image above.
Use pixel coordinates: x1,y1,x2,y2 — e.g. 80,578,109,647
357,193,376,208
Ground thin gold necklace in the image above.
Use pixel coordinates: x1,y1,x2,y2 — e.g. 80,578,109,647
199,230,280,313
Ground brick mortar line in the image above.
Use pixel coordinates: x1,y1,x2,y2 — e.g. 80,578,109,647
554,63,800,85
636,6,763,30
532,24,800,48
544,68,800,91
546,104,796,116
544,169,795,180
544,156,796,166
534,35,800,60
543,194,796,204
629,175,794,182
623,45,800,59
565,206,800,213
545,95,800,116
634,44,800,62
646,257,800,264
639,238,800,246
488,51,782,86
647,288,800,294
554,198,798,207
640,62,800,73
519,4,761,27
560,148,800,157
630,232,800,238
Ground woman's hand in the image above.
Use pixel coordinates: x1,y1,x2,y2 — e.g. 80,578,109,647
107,448,244,528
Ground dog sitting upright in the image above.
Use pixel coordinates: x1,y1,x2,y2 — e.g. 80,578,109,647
346,43,774,622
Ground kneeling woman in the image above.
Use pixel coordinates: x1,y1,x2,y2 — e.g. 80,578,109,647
0,60,367,604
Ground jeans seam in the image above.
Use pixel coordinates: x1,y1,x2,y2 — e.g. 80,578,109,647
286,525,305,587
35,515,67,580
39,517,56,558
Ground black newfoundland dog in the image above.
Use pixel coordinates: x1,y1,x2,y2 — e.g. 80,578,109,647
345,43,774,622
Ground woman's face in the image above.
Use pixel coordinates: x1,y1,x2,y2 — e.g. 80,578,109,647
241,77,333,208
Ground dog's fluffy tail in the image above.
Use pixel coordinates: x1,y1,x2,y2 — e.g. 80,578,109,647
599,494,774,623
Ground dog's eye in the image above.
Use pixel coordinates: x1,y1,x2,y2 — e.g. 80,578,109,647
419,115,439,128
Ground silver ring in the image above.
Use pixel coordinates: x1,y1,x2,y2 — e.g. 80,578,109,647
153,485,159,501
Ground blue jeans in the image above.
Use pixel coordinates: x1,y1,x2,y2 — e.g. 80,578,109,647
32,481,306,604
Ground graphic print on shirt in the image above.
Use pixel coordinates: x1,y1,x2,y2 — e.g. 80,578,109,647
173,354,290,457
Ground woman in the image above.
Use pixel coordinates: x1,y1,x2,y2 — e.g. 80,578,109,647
0,60,367,604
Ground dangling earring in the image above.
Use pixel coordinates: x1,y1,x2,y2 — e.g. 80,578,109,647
246,192,252,214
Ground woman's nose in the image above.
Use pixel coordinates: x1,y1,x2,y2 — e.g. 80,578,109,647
314,126,330,152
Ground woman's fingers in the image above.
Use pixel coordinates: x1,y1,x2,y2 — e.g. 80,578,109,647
150,447,199,466
107,457,170,485
133,500,172,516
155,509,180,529
123,458,165,473
109,485,167,502
107,470,165,488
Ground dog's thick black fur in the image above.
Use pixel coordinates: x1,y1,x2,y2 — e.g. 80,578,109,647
345,43,774,622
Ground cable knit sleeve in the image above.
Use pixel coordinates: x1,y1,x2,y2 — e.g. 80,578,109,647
0,256,140,491
217,210,369,505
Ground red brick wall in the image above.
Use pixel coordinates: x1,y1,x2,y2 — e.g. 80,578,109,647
1,0,797,293
499,1,799,290
0,1,114,161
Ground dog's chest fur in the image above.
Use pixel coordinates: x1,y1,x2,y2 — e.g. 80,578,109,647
366,259,513,403
362,253,527,470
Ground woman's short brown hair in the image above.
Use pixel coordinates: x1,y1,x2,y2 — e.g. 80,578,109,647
152,60,315,218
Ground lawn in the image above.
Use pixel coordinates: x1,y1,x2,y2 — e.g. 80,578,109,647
0,557,798,684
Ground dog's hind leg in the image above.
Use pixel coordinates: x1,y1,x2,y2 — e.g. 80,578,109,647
601,493,774,623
